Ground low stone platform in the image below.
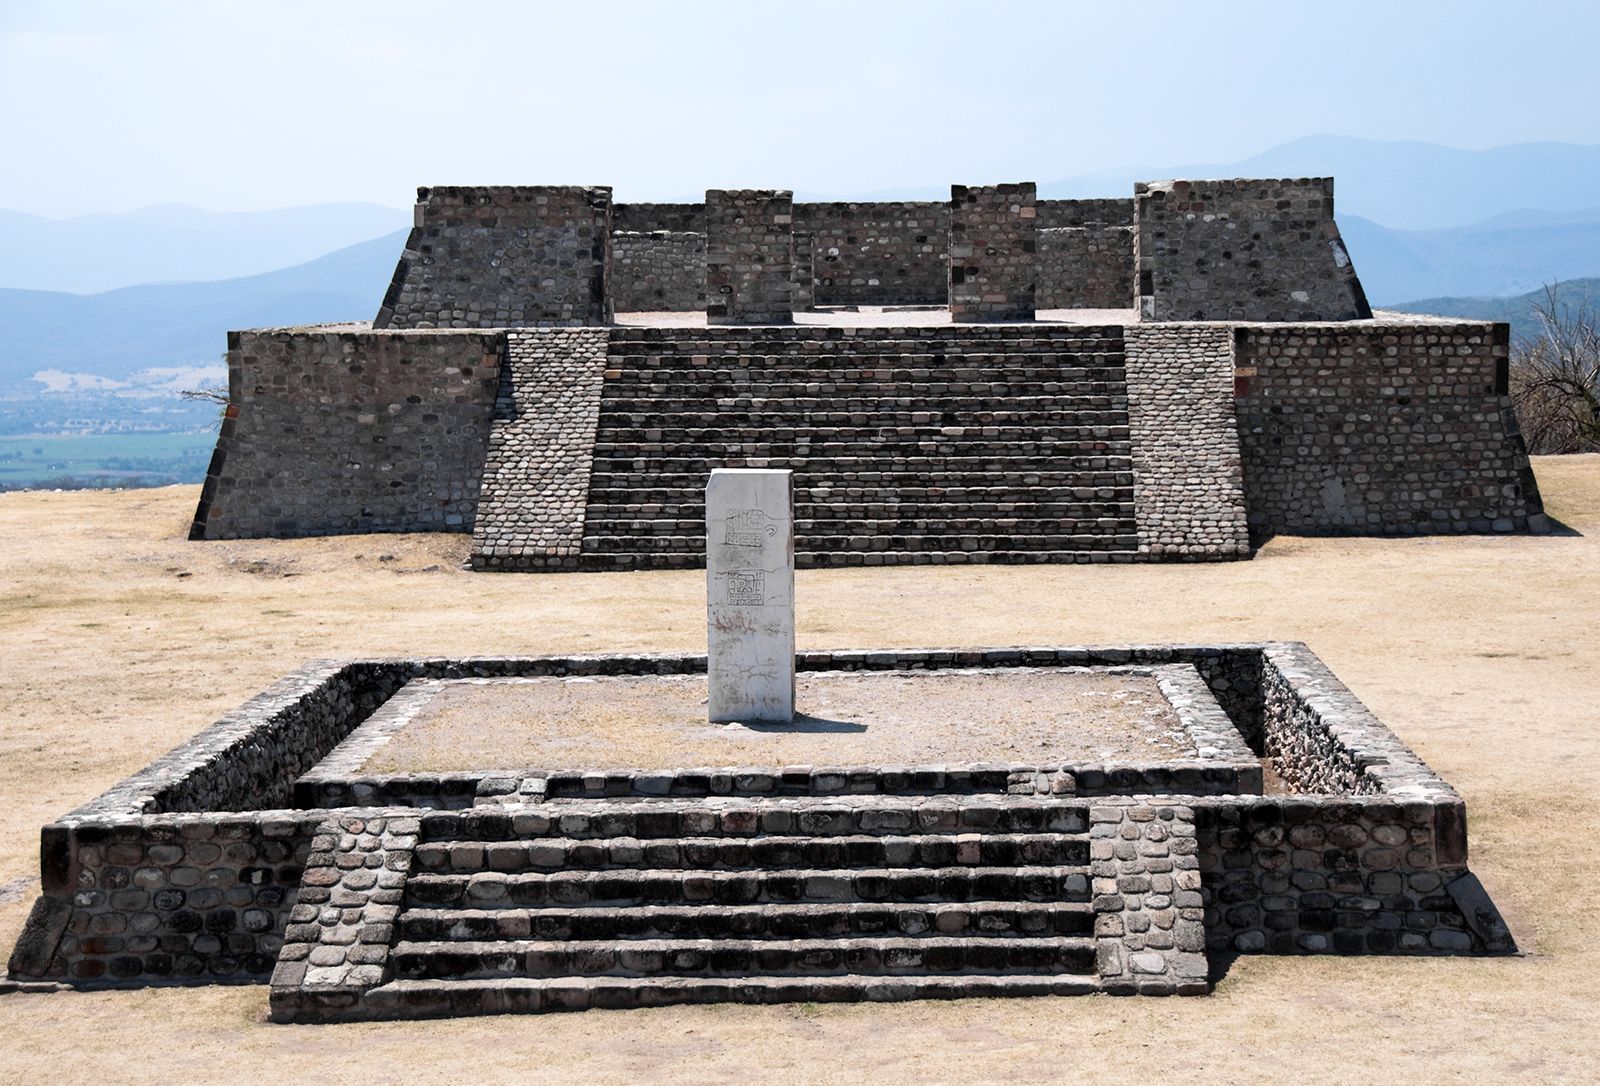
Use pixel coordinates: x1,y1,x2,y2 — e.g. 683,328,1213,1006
326,666,1238,774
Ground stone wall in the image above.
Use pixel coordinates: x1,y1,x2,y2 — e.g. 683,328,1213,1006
471,329,611,570
9,642,1512,989
794,201,949,306
1123,325,1252,558
791,231,816,312
612,231,706,312
613,202,705,234
376,186,613,328
1038,198,1135,229
1038,226,1134,309
706,190,795,324
1234,321,1546,537
189,328,503,540
949,183,1037,321
1134,178,1371,322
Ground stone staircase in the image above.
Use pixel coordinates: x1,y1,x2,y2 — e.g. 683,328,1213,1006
359,795,1101,1017
578,325,1138,568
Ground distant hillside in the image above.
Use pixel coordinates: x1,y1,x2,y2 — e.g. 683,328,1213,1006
0,203,408,294
1039,135,1600,231
1340,209,1600,304
1385,278,1600,344
0,230,406,389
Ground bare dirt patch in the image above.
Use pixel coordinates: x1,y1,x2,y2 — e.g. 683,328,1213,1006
2,456,1599,1084
360,669,1191,773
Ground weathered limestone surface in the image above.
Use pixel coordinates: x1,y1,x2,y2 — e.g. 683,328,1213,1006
706,469,795,722
949,182,1037,321
705,190,794,324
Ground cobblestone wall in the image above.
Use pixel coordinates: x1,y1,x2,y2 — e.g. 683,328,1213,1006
1038,226,1134,309
706,190,795,323
1123,325,1251,559
794,201,949,305
791,231,816,312
1134,178,1371,322
949,183,1037,321
189,328,503,540
471,329,610,570
612,231,705,312
376,186,613,328
1234,321,1547,537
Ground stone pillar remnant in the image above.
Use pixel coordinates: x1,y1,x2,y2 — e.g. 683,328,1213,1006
706,468,795,722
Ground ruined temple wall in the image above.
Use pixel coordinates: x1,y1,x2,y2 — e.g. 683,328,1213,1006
189,328,504,540
613,202,705,234
1233,321,1545,537
1134,178,1370,322
794,201,949,305
705,190,794,324
612,231,706,311
1037,198,1134,228
949,183,1037,321
1038,226,1134,309
376,186,613,328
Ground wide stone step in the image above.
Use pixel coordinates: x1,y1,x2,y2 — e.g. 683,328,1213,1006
421,798,1091,842
361,972,1101,1018
569,549,1149,569
398,900,1096,942
582,533,1139,554
403,865,1092,909
413,832,1089,875
389,935,1098,980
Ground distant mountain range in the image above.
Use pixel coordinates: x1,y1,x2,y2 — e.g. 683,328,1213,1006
1384,278,1600,343
0,231,405,390
0,203,408,294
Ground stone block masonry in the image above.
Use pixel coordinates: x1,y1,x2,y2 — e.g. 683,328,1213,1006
1124,325,1251,558
1234,321,1546,538
794,201,950,306
1038,226,1134,310
1134,178,1370,322
949,183,1037,321
612,231,705,312
190,328,503,540
470,330,611,570
705,190,794,324
376,186,613,328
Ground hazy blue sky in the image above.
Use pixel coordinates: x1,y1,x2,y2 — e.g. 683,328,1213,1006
4,0,1599,216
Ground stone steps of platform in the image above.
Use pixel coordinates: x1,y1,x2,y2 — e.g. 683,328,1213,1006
413,832,1089,875
582,518,1139,539
389,934,1098,982
583,498,1137,520
360,971,1102,1017
583,533,1139,555
405,865,1091,910
398,900,1096,942
561,549,1147,570
421,798,1090,842
586,466,1136,486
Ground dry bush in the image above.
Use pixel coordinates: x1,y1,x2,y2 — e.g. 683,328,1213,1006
1511,285,1600,454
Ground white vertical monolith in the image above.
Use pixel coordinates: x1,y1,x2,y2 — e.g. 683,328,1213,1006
706,468,795,723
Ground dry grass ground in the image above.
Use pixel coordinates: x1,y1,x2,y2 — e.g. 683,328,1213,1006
1,456,1598,1085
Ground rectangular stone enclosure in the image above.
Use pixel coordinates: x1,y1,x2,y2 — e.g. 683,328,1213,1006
949,182,1038,321
705,189,795,324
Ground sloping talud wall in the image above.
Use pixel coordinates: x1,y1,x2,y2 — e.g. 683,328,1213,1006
376,186,613,328
1233,321,1545,537
189,320,1543,554
190,328,504,540
1134,178,1371,322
